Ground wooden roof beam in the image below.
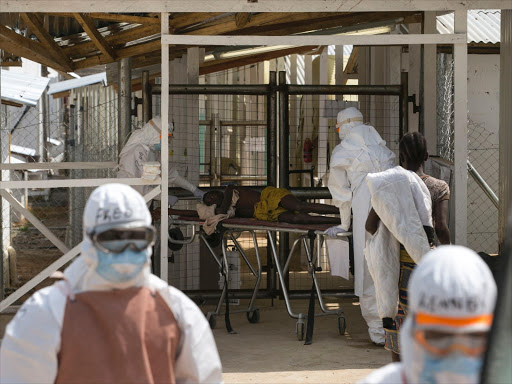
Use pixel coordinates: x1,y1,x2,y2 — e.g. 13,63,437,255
73,39,162,69
0,24,69,72
74,13,117,62
20,13,74,72
199,45,321,75
48,12,160,25
62,24,161,58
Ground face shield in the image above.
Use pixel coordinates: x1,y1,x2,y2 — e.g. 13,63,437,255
83,184,153,284
400,246,497,384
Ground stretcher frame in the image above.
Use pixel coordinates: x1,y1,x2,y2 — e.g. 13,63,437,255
169,214,352,340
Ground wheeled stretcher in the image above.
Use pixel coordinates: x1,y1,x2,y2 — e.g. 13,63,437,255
168,210,352,341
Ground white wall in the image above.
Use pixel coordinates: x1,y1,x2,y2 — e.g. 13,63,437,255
467,54,500,253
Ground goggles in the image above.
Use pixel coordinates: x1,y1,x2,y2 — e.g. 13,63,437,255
414,329,488,357
88,226,156,254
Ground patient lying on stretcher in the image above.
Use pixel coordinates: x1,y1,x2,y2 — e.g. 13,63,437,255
203,186,340,225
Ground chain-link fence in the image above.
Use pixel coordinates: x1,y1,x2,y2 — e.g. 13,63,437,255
1,84,118,300
437,53,499,254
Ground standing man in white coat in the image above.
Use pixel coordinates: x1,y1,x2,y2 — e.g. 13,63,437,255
327,107,395,345
0,184,223,384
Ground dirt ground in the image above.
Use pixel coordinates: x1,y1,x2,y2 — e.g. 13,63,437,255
210,297,389,384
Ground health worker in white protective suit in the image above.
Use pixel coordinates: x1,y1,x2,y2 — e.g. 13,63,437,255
0,184,223,384
117,115,205,205
327,107,395,344
359,245,497,384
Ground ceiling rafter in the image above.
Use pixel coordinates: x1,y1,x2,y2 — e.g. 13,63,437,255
62,24,160,58
20,13,74,72
73,13,117,62
48,12,160,25
73,39,162,69
0,24,69,72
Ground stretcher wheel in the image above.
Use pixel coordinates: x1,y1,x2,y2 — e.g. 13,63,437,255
337,316,346,335
168,227,184,251
246,309,260,324
296,322,305,341
208,315,217,330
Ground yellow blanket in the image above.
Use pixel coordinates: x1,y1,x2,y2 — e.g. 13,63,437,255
253,186,291,221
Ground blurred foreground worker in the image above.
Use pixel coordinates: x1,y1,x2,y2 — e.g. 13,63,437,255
117,115,205,206
359,245,497,384
0,184,223,384
327,107,395,345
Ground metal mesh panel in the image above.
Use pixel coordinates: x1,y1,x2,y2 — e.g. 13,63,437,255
437,53,498,254
166,69,269,293
1,84,118,300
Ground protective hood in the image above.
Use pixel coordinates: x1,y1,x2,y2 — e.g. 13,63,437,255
336,107,364,140
65,183,153,292
408,245,497,333
118,116,171,158
401,246,497,384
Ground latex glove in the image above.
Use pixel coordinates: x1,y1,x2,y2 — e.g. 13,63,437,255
193,188,205,199
169,195,179,207
324,226,347,238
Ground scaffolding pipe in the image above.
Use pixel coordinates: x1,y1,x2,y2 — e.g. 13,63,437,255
467,160,499,209
152,84,269,95
286,84,402,95
118,57,132,153
220,120,267,126
142,70,152,123
278,71,290,291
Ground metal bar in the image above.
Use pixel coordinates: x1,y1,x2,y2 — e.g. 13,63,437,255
220,120,267,126
118,57,132,153
215,175,267,182
142,70,152,123
184,290,355,300
0,243,82,312
287,84,402,96
0,161,118,171
278,71,290,293
0,190,69,254
0,177,159,189
266,229,299,319
152,84,269,95
400,72,409,137
467,160,499,209
267,71,277,187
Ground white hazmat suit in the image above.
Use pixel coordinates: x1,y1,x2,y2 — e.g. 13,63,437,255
0,184,223,384
117,116,203,203
327,107,395,344
359,245,497,384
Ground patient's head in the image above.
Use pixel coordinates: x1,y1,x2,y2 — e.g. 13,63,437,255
203,190,224,206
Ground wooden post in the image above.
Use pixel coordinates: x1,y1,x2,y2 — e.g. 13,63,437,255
499,10,512,248
453,10,468,245
424,11,438,154
160,12,169,282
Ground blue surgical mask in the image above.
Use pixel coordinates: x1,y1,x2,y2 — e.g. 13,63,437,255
153,143,161,151
417,351,483,384
95,246,148,283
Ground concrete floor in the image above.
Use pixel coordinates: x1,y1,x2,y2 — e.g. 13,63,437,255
210,297,389,384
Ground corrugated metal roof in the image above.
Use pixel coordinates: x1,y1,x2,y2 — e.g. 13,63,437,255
437,10,501,44
1,70,50,107
48,72,107,95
